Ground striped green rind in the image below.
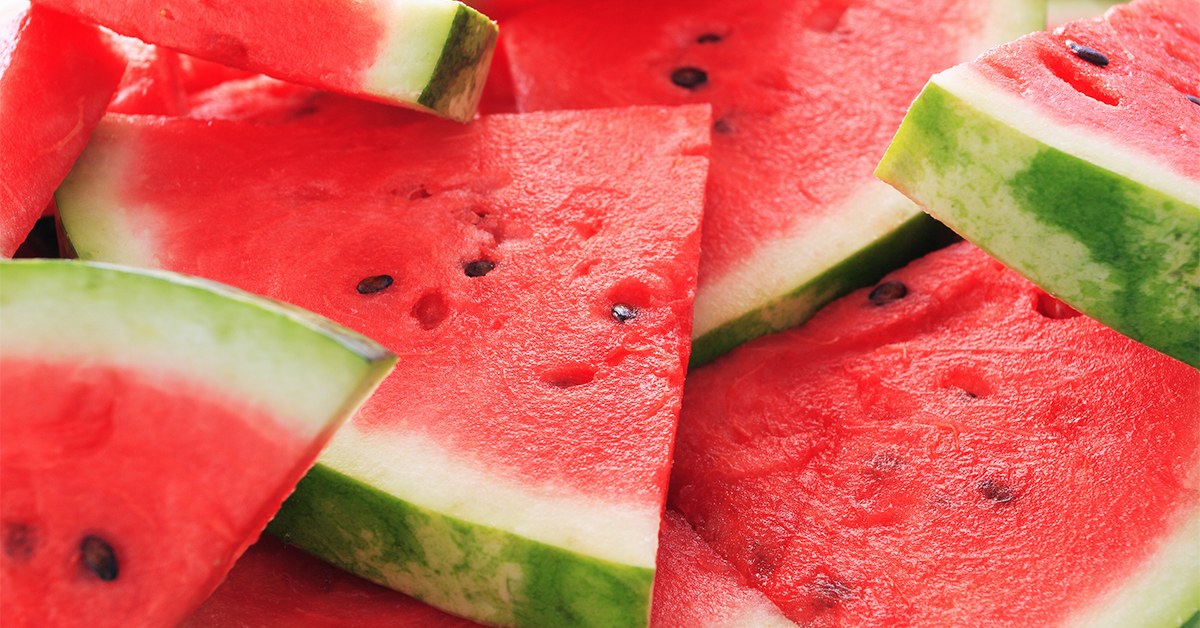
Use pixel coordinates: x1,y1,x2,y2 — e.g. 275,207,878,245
877,81,1199,368
0,259,397,436
267,464,654,628
415,4,497,122
689,210,957,368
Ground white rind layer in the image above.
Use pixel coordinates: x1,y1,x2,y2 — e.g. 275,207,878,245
321,421,660,569
691,181,922,339
932,64,1200,206
364,0,459,104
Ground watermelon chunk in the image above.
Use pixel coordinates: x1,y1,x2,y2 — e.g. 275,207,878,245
56,106,709,627
32,0,498,121
876,0,1199,368
0,260,396,628
0,1,126,257
501,0,1045,366
669,242,1200,627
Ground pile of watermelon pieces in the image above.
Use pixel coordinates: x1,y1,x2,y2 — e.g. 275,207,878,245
2,0,1198,627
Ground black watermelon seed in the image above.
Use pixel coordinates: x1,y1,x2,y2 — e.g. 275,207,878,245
1067,42,1109,67
978,480,1018,505
1188,95,1200,106
464,260,495,277
868,281,907,305
611,303,638,323
356,274,394,294
697,33,722,44
712,118,733,134
80,535,119,581
671,67,708,89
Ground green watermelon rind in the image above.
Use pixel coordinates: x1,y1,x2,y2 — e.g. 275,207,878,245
268,463,654,628
876,73,1200,368
689,202,955,368
364,1,497,123
0,259,397,436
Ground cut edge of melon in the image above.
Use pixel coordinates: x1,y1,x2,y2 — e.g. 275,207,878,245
365,1,497,122
0,259,397,438
875,73,1199,368
1063,502,1200,628
689,182,946,367
268,457,656,628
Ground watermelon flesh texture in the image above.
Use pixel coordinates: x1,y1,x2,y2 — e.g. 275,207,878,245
502,0,1044,366
185,74,429,126
56,106,709,628
106,36,189,116
0,260,396,628
32,0,497,122
876,0,1199,368
0,2,126,258
669,242,1200,628
184,511,795,628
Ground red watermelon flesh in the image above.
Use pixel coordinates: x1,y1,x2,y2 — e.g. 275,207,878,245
502,0,1042,365
57,106,709,626
31,0,497,121
669,242,1200,627
177,52,257,94
106,36,188,116
185,75,427,126
0,1,125,258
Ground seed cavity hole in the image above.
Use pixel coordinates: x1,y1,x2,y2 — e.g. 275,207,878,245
357,274,394,294
1035,290,1082,319
671,67,708,90
978,479,1018,506
464,260,495,277
410,290,450,331
541,364,597,388
806,1,850,33
1041,47,1120,106
696,33,722,44
868,280,907,305
409,186,432,200
3,522,36,561
80,535,119,581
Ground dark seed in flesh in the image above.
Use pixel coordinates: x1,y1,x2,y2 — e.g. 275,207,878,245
671,67,708,89
356,274,394,294
1188,95,1200,106
868,281,907,305
464,261,495,277
978,480,1018,505
1067,42,1109,66
611,303,638,323
81,535,119,581
697,33,722,44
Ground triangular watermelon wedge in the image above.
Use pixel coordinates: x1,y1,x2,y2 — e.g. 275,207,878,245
877,0,1199,368
1,259,395,628
500,0,1045,366
56,106,710,627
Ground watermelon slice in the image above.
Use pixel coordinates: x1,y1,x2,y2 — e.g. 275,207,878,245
183,511,797,628
0,1,126,257
32,0,498,121
501,0,1044,366
876,0,1199,368
669,242,1200,627
56,106,709,627
0,259,396,628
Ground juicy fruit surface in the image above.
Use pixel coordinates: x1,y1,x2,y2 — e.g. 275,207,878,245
670,243,1200,627
57,106,708,626
503,0,1042,363
876,0,1199,367
33,0,496,121
1,361,315,628
0,2,125,256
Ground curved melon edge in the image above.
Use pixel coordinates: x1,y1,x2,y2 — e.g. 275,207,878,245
0,259,397,437
689,199,955,368
267,462,654,628
876,72,1199,368
1063,504,1200,628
